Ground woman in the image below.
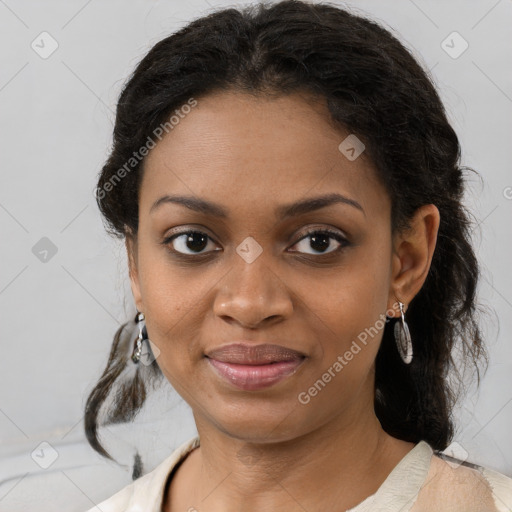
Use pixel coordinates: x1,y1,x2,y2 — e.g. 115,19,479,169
84,1,512,511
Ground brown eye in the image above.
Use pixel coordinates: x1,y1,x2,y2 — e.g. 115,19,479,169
290,229,348,255
165,231,220,255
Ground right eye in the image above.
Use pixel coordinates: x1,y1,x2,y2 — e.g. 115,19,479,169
163,230,221,256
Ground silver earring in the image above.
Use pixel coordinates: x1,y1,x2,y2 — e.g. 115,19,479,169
394,301,413,364
131,312,146,364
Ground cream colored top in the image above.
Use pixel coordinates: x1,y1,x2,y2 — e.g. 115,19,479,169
85,436,512,512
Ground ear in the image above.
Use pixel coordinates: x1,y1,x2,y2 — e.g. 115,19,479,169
387,204,440,315
125,234,144,313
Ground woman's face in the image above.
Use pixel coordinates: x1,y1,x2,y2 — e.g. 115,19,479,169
128,90,403,442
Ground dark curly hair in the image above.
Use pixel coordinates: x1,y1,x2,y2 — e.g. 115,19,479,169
85,0,488,463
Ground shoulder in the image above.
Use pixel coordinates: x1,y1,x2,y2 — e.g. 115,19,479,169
84,435,200,512
411,447,512,512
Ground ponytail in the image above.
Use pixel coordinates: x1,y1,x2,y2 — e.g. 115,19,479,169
84,313,162,461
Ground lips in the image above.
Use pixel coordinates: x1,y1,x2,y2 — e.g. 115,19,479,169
205,342,306,391
205,343,306,365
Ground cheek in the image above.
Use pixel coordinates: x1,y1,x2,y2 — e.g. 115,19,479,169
306,242,391,342
300,239,392,395
137,233,205,320
135,240,208,374
295,270,389,421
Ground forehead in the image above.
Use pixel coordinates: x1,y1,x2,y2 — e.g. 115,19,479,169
140,90,389,221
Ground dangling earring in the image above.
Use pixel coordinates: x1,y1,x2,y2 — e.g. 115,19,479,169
394,301,413,364
131,312,146,364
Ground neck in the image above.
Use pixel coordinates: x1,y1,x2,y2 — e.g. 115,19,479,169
174,395,407,512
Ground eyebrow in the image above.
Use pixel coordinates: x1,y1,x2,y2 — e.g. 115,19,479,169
149,192,365,218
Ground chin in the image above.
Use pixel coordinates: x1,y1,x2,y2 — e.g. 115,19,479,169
199,398,309,443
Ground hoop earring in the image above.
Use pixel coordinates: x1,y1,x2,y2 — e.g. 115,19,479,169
131,312,147,364
394,301,413,364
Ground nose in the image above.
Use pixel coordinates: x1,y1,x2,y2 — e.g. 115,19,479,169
213,252,293,329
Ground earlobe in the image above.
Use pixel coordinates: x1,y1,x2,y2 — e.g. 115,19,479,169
125,235,144,313
388,204,440,313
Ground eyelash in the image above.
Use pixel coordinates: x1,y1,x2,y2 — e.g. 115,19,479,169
161,227,350,258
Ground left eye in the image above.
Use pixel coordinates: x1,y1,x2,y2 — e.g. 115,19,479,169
165,231,219,255
290,230,347,255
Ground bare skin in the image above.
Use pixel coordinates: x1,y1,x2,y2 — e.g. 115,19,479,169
126,89,440,512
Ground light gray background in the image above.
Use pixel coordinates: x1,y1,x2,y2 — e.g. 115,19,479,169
1,0,511,510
